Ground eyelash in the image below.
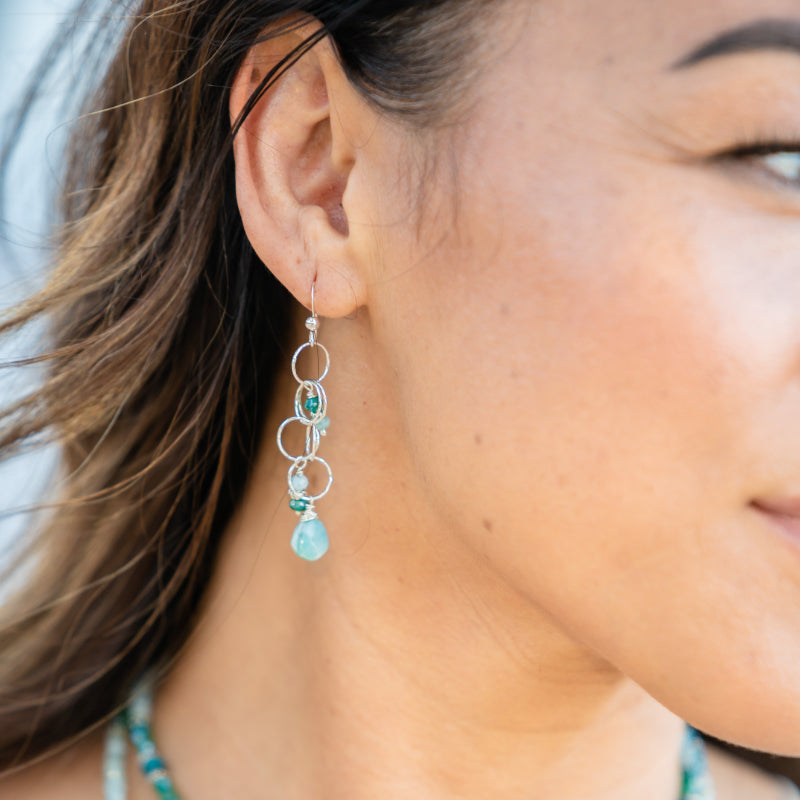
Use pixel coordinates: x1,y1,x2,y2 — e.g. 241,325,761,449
719,139,800,187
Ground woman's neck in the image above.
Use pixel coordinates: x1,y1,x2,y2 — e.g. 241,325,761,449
149,358,686,800
0,350,704,800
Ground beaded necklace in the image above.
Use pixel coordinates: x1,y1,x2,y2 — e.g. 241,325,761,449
104,678,716,800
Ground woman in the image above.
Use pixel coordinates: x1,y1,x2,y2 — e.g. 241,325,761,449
1,0,800,796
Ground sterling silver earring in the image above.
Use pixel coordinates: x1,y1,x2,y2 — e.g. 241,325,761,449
276,283,333,561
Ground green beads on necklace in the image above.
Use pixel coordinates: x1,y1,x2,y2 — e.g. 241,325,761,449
110,678,184,800
681,726,716,799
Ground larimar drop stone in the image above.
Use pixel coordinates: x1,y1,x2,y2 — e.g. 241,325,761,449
291,517,329,561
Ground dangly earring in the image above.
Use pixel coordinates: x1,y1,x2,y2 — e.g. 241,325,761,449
276,282,333,561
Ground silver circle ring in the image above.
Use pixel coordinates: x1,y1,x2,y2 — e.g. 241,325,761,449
276,416,320,461
291,342,330,384
299,456,333,503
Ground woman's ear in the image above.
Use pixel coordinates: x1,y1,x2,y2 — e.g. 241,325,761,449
229,21,369,317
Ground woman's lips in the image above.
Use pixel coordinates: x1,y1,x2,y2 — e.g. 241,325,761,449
753,496,800,517
751,497,800,544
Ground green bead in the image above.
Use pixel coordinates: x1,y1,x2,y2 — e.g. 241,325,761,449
289,498,308,512
315,415,330,433
304,396,320,414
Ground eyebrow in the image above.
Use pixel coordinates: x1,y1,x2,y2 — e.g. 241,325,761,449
672,18,800,69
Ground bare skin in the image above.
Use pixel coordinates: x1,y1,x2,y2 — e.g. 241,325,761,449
5,0,800,797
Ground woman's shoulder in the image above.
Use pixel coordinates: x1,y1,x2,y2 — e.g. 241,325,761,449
706,742,800,800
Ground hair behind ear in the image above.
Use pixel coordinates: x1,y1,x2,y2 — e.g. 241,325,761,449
0,0,491,770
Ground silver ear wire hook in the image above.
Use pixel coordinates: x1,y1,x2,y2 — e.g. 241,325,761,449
307,281,320,345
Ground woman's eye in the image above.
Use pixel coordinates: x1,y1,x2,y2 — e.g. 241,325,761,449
756,151,800,184
726,145,800,187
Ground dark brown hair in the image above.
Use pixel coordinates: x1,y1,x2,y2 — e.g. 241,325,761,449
0,0,491,770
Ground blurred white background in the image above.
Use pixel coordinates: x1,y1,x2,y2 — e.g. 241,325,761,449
0,0,75,578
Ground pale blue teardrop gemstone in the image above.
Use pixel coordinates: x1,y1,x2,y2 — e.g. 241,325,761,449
291,518,329,561
291,473,309,492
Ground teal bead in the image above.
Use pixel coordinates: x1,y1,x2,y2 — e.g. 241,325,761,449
289,498,308,513
291,517,329,561
143,756,166,774
304,396,320,414
291,473,309,492
314,415,330,432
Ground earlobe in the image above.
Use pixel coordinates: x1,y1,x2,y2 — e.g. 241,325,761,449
229,22,367,317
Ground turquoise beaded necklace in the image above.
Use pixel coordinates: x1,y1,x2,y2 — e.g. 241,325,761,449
104,678,716,800
104,679,180,800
